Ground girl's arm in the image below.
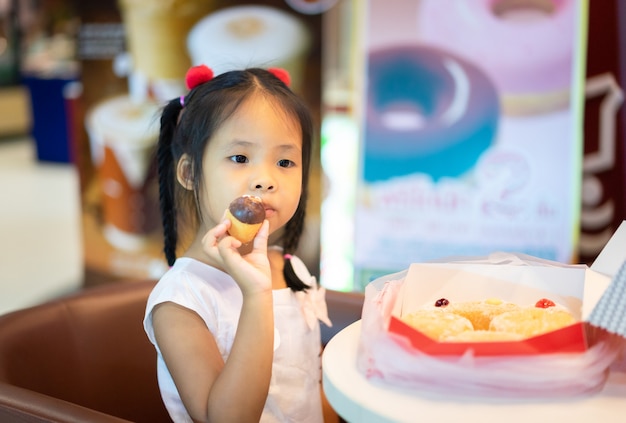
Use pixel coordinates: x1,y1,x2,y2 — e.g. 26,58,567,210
152,220,274,422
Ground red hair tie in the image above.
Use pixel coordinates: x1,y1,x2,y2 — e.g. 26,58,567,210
268,68,291,87
185,65,214,90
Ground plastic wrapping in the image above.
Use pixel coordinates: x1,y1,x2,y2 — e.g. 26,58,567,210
356,257,624,399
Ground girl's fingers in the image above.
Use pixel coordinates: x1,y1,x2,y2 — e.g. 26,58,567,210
201,220,239,263
252,220,270,252
201,220,229,244
217,236,242,260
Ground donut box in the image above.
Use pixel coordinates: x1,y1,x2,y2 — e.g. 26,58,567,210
387,222,626,357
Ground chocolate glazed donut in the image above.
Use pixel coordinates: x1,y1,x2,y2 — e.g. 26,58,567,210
363,45,500,182
226,195,265,244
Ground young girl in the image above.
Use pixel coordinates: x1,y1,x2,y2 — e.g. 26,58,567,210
143,65,332,422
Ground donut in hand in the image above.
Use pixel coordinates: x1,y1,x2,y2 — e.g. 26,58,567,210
225,195,265,244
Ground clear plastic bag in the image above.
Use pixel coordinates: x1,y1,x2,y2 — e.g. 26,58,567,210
356,265,624,399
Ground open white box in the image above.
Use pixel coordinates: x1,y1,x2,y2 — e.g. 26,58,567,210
387,221,626,356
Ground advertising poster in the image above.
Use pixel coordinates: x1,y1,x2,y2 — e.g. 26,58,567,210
74,0,323,285
348,0,588,290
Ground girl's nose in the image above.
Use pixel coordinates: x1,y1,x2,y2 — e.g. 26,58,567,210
251,171,276,192
254,182,274,191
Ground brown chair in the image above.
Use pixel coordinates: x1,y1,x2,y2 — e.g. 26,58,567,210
321,288,364,347
0,279,363,422
0,280,170,423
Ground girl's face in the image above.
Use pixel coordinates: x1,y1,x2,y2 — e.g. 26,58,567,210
194,93,303,236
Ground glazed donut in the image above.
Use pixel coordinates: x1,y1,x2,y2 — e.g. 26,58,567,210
489,307,576,337
363,45,499,182
401,308,474,341
447,299,520,330
225,195,265,244
442,329,523,342
402,297,577,342
417,0,575,115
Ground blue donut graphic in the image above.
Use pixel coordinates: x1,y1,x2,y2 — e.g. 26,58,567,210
363,45,500,182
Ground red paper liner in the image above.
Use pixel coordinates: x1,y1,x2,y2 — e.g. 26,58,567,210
388,316,587,356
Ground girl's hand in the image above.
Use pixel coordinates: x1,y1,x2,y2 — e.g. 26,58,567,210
201,219,272,295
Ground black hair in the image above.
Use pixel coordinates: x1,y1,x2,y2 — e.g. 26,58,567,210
156,68,314,292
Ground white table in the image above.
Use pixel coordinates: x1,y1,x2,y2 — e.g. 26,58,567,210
322,321,626,423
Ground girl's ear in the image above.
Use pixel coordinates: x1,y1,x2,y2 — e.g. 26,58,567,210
176,154,194,190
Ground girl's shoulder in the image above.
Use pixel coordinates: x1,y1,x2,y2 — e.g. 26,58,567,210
163,257,232,285
147,257,239,313
144,257,242,341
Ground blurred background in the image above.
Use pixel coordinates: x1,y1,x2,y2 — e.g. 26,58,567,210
0,0,624,314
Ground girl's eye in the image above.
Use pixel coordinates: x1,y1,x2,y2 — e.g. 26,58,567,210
278,159,295,168
230,155,248,164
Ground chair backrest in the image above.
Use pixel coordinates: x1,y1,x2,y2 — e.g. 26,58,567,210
321,289,364,347
0,280,364,422
0,280,171,423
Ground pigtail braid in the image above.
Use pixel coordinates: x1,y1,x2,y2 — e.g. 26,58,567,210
282,197,311,292
282,94,314,292
157,98,183,266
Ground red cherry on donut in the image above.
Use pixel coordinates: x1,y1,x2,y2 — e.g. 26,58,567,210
434,298,449,307
535,298,556,308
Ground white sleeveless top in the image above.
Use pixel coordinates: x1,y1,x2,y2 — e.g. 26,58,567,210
143,256,331,422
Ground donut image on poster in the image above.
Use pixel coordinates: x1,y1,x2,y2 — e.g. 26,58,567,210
416,0,575,115
363,45,500,182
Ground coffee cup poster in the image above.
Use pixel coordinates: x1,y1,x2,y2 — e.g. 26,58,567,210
75,0,322,283
348,0,587,289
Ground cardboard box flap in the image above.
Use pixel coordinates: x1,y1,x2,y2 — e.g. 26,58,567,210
590,221,626,278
